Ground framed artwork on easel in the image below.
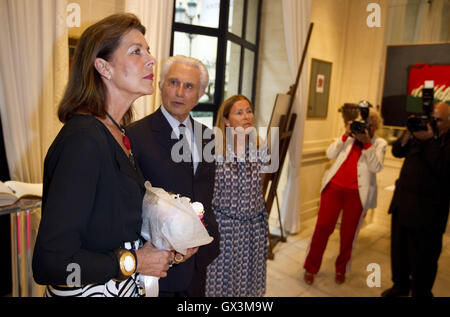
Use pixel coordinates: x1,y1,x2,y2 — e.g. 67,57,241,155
307,58,332,118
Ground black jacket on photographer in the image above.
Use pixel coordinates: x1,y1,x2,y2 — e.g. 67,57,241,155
389,130,450,234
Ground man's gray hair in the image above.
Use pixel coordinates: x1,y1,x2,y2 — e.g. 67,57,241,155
159,55,209,98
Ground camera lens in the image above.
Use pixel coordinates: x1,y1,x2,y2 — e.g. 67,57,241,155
350,121,368,135
406,116,428,132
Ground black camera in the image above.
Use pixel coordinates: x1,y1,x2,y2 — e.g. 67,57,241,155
406,81,436,133
350,101,372,135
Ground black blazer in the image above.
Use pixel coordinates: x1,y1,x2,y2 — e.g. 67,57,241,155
33,114,145,285
388,131,450,233
126,107,220,294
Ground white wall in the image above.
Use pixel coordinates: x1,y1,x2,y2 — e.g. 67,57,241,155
68,0,125,38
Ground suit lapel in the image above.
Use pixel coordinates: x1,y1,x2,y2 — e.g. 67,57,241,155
151,108,215,177
153,107,179,153
152,108,194,177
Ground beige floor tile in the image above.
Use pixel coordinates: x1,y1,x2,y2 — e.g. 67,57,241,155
265,209,450,297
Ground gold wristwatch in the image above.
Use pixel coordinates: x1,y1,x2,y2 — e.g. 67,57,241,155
114,248,136,281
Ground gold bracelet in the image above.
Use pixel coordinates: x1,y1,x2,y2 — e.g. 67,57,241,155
114,248,136,281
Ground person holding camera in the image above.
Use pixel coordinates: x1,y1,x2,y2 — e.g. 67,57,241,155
303,107,386,285
382,102,450,297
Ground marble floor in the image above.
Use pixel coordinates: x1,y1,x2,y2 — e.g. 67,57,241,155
265,209,450,297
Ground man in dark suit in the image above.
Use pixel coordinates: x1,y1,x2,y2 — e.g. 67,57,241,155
126,55,219,297
382,102,449,297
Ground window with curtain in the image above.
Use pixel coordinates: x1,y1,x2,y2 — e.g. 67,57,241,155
171,0,262,127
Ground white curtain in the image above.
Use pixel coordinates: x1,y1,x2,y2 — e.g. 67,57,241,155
279,0,312,234
385,0,448,45
0,0,68,183
125,0,174,120
413,0,446,42
0,0,68,297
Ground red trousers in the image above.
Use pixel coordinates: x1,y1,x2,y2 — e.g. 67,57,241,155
304,182,365,275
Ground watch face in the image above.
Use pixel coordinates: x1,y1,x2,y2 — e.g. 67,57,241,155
123,255,135,273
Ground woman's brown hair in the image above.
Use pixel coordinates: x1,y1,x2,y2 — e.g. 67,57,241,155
58,13,146,125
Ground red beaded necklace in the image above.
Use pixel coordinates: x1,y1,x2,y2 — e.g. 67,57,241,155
105,112,130,149
105,112,136,169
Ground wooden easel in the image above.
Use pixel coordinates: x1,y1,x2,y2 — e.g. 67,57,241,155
264,23,314,259
265,113,296,259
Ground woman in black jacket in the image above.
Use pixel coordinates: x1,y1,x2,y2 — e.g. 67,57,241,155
32,13,172,297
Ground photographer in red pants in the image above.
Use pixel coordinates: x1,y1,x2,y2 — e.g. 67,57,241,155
303,106,387,285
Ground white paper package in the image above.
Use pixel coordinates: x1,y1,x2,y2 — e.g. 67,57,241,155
141,181,213,255
140,181,214,296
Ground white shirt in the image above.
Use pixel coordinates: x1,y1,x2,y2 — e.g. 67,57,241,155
320,135,387,211
160,105,200,173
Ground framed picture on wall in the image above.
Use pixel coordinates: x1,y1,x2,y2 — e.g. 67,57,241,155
406,63,449,113
307,58,332,118
381,43,450,127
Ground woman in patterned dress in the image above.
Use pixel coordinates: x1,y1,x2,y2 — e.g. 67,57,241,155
206,95,269,297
